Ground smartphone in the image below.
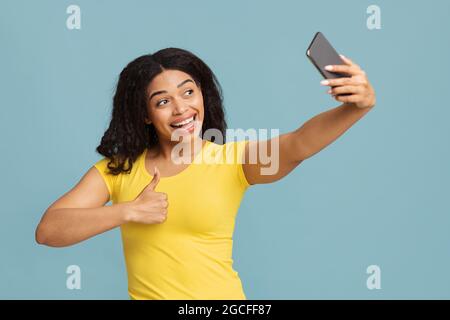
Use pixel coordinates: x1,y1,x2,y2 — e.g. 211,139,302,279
306,32,345,80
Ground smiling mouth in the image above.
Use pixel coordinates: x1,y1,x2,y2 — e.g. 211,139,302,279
170,114,197,129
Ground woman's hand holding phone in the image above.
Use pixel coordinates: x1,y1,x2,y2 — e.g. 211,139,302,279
321,54,376,109
306,32,376,109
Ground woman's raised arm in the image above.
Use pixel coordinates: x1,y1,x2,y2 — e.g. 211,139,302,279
242,55,376,185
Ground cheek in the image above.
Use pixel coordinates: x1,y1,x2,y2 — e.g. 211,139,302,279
151,109,172,126
191,94,202,105
193,95,205,114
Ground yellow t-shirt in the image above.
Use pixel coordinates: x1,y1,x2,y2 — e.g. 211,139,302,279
94,140,250,300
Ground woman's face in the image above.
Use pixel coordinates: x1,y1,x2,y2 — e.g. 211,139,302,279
145,69,204,144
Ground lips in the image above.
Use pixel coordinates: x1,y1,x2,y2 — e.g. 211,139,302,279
170,114,197,128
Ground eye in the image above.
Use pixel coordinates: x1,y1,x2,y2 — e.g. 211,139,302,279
185,89,194,96
156,99,168,107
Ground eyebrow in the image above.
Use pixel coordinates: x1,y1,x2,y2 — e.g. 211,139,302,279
148,79,195,102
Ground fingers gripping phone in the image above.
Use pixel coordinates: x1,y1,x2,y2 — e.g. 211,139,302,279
306,32,345,80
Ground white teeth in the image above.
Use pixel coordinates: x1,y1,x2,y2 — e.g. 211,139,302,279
172,116,194,127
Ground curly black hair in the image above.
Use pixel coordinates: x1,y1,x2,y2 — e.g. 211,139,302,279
96,48,227,175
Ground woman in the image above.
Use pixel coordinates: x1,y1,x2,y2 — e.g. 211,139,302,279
35,48,376,300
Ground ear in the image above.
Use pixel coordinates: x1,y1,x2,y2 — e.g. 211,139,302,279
145,117,152,125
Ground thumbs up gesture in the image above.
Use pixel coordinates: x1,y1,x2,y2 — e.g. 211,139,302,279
125,166,169,224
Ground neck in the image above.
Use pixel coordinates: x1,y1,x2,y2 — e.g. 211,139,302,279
154,135,204,162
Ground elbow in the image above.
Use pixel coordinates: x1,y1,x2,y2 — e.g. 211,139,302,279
35,221,73,248
35,210,60,247
35,223,48,245
35,222,59,247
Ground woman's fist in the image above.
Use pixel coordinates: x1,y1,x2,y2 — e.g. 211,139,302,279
124,166,169,224
320,54,376,109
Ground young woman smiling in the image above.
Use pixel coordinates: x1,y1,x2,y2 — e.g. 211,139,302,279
35,48,376,300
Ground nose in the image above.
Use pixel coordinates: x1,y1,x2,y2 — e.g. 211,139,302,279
172,98,189,115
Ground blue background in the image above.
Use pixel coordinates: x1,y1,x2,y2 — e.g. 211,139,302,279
1,0,449,299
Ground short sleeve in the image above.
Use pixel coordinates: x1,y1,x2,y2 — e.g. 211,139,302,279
231,140,251,190
93,157,116,202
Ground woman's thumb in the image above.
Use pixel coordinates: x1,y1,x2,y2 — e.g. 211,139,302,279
146,166,160,191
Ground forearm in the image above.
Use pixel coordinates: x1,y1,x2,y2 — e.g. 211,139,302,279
293,103,374,160
35,203,129,247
